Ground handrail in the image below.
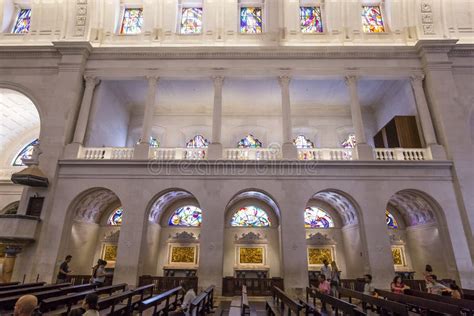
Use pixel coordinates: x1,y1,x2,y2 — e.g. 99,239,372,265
138,286,183,314
272,286,303,315
374,148,432,161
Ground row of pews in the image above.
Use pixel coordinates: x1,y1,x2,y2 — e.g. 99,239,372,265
0,281,216,316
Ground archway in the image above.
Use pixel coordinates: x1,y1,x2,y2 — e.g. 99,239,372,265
143,189,202,283
385,190,455,281
305,190,367,281
62,187,123,284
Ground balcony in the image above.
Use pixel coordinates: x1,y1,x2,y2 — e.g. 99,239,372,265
75,145,433,161
0,215,41,245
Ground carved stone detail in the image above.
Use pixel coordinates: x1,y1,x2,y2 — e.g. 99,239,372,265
306,232,335,245
234,232,267,244
103,229,120,243
168,231,199,243
75,0,88,37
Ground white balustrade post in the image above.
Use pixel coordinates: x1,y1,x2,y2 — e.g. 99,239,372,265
134,76,158,159
64,76,100,158
279,75,298,159
345,76,373,160
208,76,224,159
410,75,446,159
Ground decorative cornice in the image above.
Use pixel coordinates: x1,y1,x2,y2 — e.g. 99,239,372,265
306,232,335,245
234,232,267,244
168,231,200,243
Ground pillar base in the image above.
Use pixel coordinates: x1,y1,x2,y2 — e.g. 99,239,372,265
133,143,150,159
282,142,298,160
354,143,374,160
207,143,223,160
63,142,82,159
428,144,447,160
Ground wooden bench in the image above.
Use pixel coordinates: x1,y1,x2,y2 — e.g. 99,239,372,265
0,288,63,311
265,286,303,316
189,286,215,316
96,289,135,315
305,287,365,316
94,283,128,296
130,284,154,310
406,289,474,315
0,282,42,292
0,282,67,298
375,289,462,315
137,286,183,315
464,288,474,301
230,285,253,316
337,286,408,316
0,282,19,287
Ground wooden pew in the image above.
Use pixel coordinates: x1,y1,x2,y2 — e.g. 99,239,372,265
305,287,365,316
137,286,183,315
130,284,154,310
0,282,45,292
464,289,474,301
403,279,426,292
94,283,128,296
0,288,63,311
0,282,20,287
189,286,215,316
405,289,474,315
230,285,252,316
0,282,70,299
337,286,408,316
375,289,462,315
96,290,135,315
265,286,303,316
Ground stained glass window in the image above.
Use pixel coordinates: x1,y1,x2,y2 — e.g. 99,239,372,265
169,205,202,226
120,8,143,34
12,139,39,166
180,7,203,34
361,6,385,33
304,207,334,228
240,7,263,34
300,7,323,33
341,134,356,149
386,210,398,229
231,206,271,227
107,207,123,226
294,135,314,149
12,9,31,34
186,135,209,148
238,134,262,148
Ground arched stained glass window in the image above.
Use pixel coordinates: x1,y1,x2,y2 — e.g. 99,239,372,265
231,206,271,227
304,207,334,228
300,6,323,33
12,139,39,166
12,9,31,34
107,207,123,226
237,134,262,148
341,134,356,149
120,8,143,34
294,135,314,149
386,210,398,229
361,6,385,33
186,135,209,148
169,205,202,227
180,7,203,34
136,136,159,148
240,7,263,34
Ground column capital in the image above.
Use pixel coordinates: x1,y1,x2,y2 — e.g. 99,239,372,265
145,75,159,85
212,76,225,87
344,75,358,87
84,76,100,87
410,74,425,84
278,75,291,87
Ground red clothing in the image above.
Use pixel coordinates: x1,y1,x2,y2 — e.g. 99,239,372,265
391,282,405,294
318,280,331,294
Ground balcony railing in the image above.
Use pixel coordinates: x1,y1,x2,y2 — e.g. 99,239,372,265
150,148,207,160
224,148,280,160
374,148,431,161
79,147,134,160
297,148,353,161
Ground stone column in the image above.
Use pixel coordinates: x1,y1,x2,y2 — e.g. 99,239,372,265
410,75,446,159
134,76,158,159
64,76,100,158
278,76,298,159
345,76,373,160
208,76,224,159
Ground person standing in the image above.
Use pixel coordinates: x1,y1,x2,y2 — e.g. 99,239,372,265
57,255,72,284
91,259,107,286
320,260,332,281
330,261,340,296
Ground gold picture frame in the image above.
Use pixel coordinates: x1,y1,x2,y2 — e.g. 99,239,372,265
102,244,117,262
391,246,405,266
239,247,264,265
169,245,197,264
307,247,333,266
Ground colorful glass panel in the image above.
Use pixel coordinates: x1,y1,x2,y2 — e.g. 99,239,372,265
237,134,262,148
294,135,314,149
169,205,202,227
186,135,209,148
180,7,203,34
12,9,31,34
120,8,143,34
386,210,398,229
341,134,356,149
304,207,334,228
240,7,263,34
107,207,123,226
12,139,39,166
361,6,385,33
300,7,323,33
231,206,271,227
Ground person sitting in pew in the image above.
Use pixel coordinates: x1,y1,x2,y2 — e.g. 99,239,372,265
14,295,38,316
426,275,451,296
363,274,376,297
317,274,331,295
450,283,462,299
175,281,196,316
82,293,99,316
390,276,410,294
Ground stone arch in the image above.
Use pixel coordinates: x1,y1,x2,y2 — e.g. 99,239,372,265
0,201,19,215
225,188,282,223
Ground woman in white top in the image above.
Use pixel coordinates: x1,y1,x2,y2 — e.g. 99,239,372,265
178,282,196,316
91,259,107,286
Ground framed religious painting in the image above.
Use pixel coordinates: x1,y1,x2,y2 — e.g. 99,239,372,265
307,247,334,266
391,246,406,266
237,246,265,265
101,244,117,262
169,245,198,265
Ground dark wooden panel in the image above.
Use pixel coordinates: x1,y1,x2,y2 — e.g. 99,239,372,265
395,116,422,148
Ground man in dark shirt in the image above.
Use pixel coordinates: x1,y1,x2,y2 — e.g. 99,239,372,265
56,255,72,284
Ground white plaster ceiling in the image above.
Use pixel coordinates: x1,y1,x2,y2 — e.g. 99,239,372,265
311,191,358,226
105,79,406,115
148,190,195,224
73,189,120,224
388,190,436,226
0,88,40,154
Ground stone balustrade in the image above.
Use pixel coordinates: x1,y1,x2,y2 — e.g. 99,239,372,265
149,148,207,160
79,147,134,160
374,148,432,161
297,148,353,161
224,148,280,160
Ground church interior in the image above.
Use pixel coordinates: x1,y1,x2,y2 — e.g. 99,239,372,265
0,0,473,314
